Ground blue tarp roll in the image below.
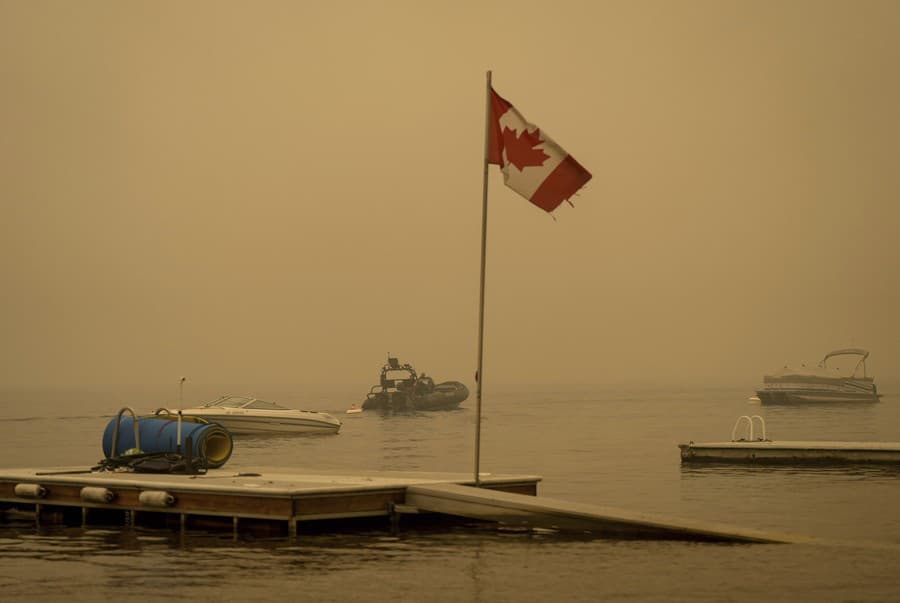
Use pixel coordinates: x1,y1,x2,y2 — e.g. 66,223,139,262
101,416,233,469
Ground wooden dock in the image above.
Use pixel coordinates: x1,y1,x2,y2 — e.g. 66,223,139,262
680,440,900,464
0,467,537,534
0,466,801,543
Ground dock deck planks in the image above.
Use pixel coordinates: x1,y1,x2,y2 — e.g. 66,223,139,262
2,465,809,542
0,467,539,522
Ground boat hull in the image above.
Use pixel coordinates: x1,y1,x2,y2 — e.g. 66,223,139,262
756,390,880,404
181,413,341,435
362,382,469,412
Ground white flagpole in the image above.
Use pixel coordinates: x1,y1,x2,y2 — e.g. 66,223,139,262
474,70,492,487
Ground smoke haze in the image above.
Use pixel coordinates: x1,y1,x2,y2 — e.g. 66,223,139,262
2,1,898,394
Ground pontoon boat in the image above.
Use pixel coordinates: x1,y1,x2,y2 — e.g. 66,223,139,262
756,348,880,404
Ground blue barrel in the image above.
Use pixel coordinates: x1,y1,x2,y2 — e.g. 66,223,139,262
102,416,233,469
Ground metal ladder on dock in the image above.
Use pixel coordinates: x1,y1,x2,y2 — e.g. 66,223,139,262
731,415,769,442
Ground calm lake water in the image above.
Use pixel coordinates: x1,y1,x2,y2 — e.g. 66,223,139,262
2,381,899,602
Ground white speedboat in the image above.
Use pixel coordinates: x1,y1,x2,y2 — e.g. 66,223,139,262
756,348,881,404
167,396,342,435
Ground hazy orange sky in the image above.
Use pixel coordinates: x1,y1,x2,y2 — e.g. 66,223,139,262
2,0,898,392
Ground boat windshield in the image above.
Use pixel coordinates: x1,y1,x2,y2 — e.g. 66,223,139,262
203,396,293,410
384,369,415,382
245,399,292,411
204,396,254,409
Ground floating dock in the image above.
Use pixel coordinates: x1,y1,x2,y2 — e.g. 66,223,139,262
681,415,900,465
0,466,801,543
0,467,538,536
680,440,900,464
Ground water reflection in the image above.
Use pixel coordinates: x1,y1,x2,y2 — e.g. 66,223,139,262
680,463,900,480
3,384,900,601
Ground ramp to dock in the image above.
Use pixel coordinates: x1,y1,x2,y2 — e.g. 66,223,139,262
406,483,803,543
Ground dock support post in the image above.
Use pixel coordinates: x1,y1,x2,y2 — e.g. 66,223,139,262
35,504,40,528
288,517,298,541
232,516,238,541
180,513,186,534
388,502,407,535
82,507,88,527
387,502,418,535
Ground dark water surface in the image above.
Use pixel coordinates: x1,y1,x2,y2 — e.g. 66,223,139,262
2,382,899,602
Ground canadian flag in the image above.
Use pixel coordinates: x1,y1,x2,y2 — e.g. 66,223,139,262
488,88,592,212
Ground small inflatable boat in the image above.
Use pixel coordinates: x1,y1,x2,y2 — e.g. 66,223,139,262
361,356,469,412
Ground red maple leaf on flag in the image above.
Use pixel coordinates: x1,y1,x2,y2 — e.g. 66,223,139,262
501,126,550,170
